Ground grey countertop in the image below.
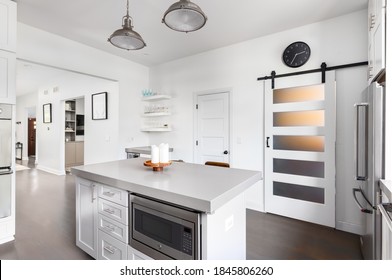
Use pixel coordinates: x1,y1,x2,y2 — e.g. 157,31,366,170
71,158,262,213
125,146,173,155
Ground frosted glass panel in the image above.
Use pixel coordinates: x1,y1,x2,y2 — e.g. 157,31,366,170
273,181,325,204
273,84,324,104
273,110,324,127
273,136,324,152
273,158,324,178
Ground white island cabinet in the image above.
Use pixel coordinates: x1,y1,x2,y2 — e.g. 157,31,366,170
72,158,262,260
75,177,98,259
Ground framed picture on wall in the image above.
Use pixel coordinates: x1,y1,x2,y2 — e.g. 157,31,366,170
43,103,52,123
92,92,108,120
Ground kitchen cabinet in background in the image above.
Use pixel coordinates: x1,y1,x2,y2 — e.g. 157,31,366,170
65,141,84,168
0,0,17,53
65,100,76,141
368,0,386,83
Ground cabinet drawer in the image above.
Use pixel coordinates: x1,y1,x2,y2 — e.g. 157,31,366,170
98,230,127,260
98,198,128,225
98,214,128,243
98,184,128,207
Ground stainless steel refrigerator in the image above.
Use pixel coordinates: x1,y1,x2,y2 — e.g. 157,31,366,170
353,82,384,260
0,104,13,219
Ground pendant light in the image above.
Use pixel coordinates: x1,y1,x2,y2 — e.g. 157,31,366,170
108,0,146,50
162,0,207,33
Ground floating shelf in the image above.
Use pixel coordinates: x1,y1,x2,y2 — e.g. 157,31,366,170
141,127,172,132
141,95,171,101
142,112,171,117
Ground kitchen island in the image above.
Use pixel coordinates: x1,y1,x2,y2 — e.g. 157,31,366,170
72,158,262,260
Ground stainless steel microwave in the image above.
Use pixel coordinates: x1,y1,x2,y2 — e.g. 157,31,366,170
129,194,201,260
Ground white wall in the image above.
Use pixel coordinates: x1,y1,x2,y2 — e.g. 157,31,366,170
149,10,368,233
36,72,119,175
17,23,150,161
15,92,38,160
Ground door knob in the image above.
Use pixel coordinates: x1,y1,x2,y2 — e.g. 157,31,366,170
223,150,229,155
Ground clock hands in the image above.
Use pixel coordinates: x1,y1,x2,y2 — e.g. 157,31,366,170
290,50,306,65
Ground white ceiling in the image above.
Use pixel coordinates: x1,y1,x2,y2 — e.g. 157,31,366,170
15,0,368,96
16,0,368,67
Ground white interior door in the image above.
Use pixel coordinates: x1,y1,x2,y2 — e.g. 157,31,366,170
195,92,230,164
264,71,336,227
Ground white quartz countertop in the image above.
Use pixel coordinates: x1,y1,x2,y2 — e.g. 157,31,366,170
71,158,262,213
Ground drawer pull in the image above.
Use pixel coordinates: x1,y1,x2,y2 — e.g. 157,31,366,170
104,208,115,214
105,225,115,232
103,191,115,197
103,246,116,254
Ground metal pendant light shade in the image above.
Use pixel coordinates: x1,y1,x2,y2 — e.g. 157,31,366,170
108,0,146,50
162,0,207,32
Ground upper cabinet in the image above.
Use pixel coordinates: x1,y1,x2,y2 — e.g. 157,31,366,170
0,0,17,52
0,0,16,104
0,50,16,104
368,0,386,83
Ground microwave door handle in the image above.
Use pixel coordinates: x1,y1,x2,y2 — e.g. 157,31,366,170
354,103,369,181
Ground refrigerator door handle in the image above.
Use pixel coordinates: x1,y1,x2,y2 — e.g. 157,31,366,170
0,167,13,175
354,103,369,181
352,187,376,214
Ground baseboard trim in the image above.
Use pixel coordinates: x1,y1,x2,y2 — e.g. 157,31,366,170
36,165,66,176
336,220,365,235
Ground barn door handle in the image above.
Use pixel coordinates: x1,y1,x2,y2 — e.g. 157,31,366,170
266,137,270,148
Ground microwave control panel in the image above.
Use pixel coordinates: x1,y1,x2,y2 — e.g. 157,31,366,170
182,227,193,255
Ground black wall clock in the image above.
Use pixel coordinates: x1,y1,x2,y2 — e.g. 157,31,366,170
282,41,311,68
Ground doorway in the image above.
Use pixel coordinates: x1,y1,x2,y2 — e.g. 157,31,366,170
27,118,36,157
64,97,85,171
194,90,231,165
264,72,336,228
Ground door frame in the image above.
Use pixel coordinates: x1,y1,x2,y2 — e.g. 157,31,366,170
193,88,234,164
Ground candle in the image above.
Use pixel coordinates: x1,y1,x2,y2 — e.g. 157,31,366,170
159,143,170,163
151,145,159,164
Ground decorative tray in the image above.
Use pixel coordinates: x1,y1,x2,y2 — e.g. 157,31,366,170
144,160,172,171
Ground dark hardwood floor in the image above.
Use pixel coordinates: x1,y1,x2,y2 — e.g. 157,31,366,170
0,158,362,260
246,209,363,259
0,159,91,260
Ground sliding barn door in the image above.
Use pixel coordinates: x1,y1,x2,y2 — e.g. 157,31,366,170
264,72,336,227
